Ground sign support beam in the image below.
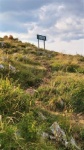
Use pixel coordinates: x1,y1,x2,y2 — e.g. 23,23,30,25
44,40,45,50
38,39,39,49
37,34,46,50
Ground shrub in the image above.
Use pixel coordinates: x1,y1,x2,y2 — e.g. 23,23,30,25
77,67,84,73
0,78,32,117
71,82,84,113
50,63,63,71
9,35,13,40
19,112,39,142
63,63,79,73
3,42,11,48
0,123,19,149
78,56,84,62
3,35,8,40
80,128,84,140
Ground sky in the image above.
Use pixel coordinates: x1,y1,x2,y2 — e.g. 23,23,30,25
0,0,84,55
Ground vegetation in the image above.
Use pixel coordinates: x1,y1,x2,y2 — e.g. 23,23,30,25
0,36,84,149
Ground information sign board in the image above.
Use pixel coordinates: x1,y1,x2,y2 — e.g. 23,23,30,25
37,34,46,41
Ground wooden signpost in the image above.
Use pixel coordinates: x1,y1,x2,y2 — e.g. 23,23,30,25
37,34,46,50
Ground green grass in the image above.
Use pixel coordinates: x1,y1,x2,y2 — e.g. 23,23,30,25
36,73,84,113
0,37,84,149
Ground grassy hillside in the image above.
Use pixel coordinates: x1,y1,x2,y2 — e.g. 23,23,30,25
0,36,84,150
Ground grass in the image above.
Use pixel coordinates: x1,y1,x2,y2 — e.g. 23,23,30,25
36,72,84,113
0,36,84,149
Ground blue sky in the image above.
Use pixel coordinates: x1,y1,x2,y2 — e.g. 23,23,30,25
0,0,84,55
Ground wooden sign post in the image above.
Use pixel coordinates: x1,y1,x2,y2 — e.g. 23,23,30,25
38,38,39,49
37,34,46,50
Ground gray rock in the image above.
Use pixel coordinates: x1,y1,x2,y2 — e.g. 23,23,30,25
50,122,81,149
0,64,4,69
9,64,16,72
70,137,81,150
38,112,46,120
42,132,49,139
50,122,68,147
25,88,36,96
49,135,56,140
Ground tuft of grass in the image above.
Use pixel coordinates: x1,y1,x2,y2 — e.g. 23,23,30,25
18,112,39,142
0,78,33,118
37,73,84,113
71,81,84,113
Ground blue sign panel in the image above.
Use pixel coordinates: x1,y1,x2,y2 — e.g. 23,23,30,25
37,34,46,41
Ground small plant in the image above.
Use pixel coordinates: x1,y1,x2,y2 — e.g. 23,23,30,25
19,112,39,142
0,123,17,149
80,128,84,140
3,35,8,40
63,63,79,73
9,35,13,40
71,81,84,113
0,78,32,118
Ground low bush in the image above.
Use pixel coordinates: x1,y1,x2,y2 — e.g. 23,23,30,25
19,112,39,142
64,64,79,72
0,124,18,149
0,78,32,117
50,62,63,71
80,128,84,140
71,81,84,113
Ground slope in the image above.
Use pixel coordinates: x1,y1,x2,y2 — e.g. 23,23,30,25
0,36,84,150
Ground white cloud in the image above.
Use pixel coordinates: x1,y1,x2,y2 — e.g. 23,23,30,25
46,38,84,55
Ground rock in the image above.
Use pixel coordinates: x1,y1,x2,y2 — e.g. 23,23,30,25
1,56,8,62
50,122,68,147
0,41,5,47
15,130,21,138
60,99,64,107
0,64,4,69
48,54,51,58
70,137,81,150
56,99,65,111
41,121,81,149
38,112,46,120
50,122,81,149
13,53,17,56
42,132,49,139
25,88,36,96
9,64,16,72
23,55,27,60
37,51,45,55
49,135,56,140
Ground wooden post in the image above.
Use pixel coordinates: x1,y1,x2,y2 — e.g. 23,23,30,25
44,40,45,50
38,39,39,49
